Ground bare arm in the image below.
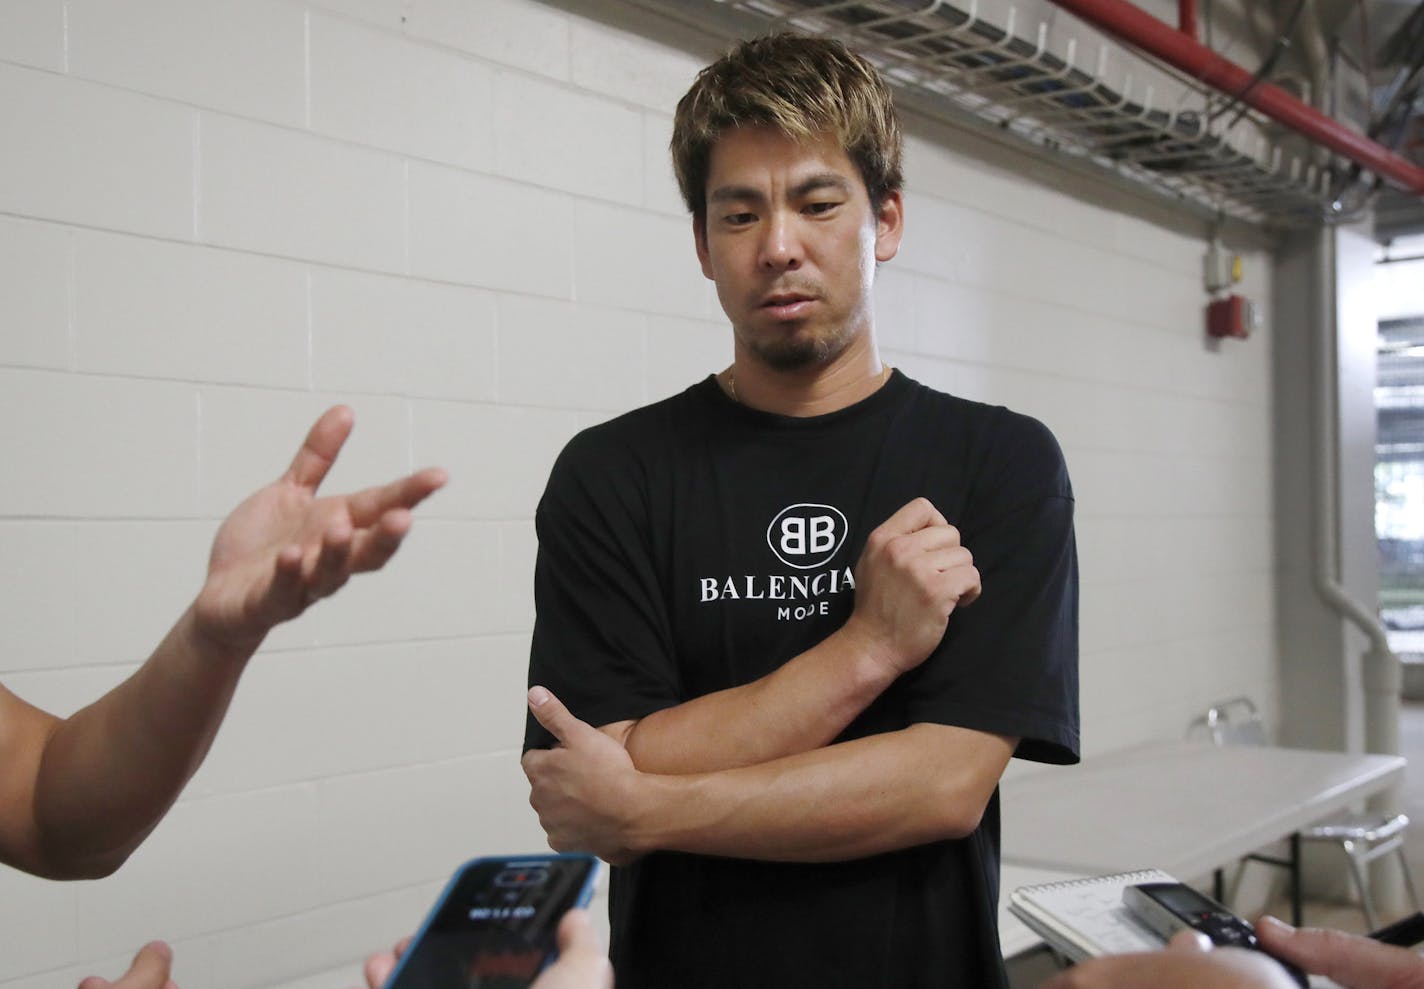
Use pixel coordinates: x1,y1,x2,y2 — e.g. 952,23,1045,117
524,687,1014,864
2,609,254,879
0,406,446,879
603,497,981,774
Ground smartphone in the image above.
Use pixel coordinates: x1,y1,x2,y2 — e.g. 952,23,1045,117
1370,910,1424,947
1123,882,1308,988
385,853,600,989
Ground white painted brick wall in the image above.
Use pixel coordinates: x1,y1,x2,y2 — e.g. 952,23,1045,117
496,295,646,411
0,1,1278,986
0,370,200,518
309,14,497,173
493,72,644,205
641,112,685,216
0,0,64,70
74,234,310,388
0,523,77,669
66,0,308,127
71,523,211,666
403,0,572,79
199,116,408,271
0,64,196,238
409,401,582,521
0,217,70,370
310,269,499,400
573,199,713,318
407,162,575,295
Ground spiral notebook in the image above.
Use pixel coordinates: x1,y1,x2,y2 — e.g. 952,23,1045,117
1008,868,1176,962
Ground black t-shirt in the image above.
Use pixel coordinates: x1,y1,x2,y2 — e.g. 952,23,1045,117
525,370,1080,988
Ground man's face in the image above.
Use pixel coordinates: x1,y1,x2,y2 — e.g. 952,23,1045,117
694,126,903,372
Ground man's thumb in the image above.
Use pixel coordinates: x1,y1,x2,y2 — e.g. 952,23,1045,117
528,685,579,743
105,941,175,989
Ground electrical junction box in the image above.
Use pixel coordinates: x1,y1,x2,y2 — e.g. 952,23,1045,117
1203,243,1242,294
1207,294,1260,339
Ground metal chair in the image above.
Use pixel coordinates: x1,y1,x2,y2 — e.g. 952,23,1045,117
1188,696,1420,929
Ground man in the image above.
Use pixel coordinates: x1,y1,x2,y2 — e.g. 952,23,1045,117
2,406,446,988
1040,917,1424,989
522,33,1079,988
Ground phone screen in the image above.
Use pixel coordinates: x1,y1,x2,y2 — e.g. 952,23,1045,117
386,855,596,989
1146,883,1218,918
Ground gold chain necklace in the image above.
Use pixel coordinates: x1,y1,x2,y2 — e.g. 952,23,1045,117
725,365,891,404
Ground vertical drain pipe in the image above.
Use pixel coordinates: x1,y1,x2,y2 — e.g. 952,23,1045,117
1314,228,1405,909
1177,0,1197,41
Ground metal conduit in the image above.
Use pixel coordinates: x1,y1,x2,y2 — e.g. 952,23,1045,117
1044,0,1424,195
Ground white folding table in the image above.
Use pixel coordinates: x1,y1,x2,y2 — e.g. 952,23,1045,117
996,740,1406,960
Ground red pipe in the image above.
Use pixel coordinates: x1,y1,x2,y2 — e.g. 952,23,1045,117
1177,0,1197,41
1048,0,1424,195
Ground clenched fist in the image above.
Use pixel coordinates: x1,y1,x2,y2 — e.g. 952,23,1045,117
842,498,980,677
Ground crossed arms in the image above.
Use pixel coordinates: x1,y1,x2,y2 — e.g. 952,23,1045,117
522,497,1019,864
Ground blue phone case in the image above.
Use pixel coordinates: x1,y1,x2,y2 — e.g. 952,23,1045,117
384,852,600,988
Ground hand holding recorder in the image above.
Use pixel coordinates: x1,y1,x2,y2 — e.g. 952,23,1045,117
1039,906,1424,989
1122,882,1307,987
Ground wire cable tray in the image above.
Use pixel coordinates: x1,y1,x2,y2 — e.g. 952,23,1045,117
679,0,1342,227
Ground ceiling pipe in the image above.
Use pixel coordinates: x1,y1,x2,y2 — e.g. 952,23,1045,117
1045,0,1424,195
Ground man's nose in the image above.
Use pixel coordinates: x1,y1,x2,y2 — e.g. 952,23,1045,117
758,214,802,271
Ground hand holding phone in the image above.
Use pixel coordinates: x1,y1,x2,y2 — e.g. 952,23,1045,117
1123,882,1308,988
384,853,600,989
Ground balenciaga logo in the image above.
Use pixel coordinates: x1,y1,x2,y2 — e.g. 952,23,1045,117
766,503,848,570
697,502,855,620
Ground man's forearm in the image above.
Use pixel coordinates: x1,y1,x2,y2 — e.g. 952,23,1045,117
30,602,255,878
620,723,1015,862
615,618,902,775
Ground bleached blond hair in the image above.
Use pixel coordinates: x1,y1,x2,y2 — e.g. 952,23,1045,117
671,33,904,220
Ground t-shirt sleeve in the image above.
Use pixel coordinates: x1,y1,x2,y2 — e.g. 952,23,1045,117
903,412,1080,765
524,429,681,752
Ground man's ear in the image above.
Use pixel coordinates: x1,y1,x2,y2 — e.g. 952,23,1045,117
693,214,715,280
874,190,904,263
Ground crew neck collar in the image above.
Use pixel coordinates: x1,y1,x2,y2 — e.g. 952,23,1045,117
700,368,908,427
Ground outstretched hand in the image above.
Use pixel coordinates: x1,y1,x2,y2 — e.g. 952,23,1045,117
76,941,179,989
523,686,645,865
193,406,447,655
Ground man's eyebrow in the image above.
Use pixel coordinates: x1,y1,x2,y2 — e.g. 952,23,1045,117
708,184,765,205
707,173,854,205
790,173,853,198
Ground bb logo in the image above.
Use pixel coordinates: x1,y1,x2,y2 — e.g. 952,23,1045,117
766,503,848,570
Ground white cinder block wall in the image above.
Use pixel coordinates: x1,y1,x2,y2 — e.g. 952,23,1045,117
0,0,1276,986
